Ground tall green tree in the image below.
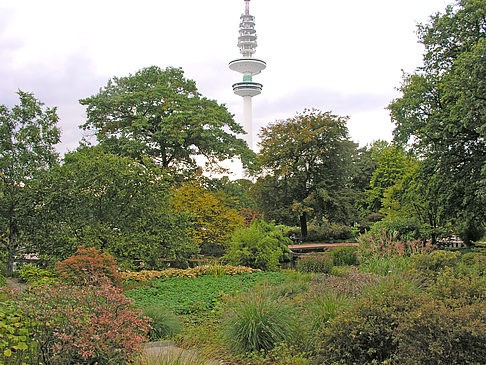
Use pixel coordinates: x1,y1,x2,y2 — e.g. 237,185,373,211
388,0,486,239
24,147,196,269
80,66,256,172
255,109,356,237
0,91,60,272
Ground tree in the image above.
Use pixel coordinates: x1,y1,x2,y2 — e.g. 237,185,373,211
388,0,486,238
80,66,256,172
170,181,244,256
255,109,356,237
364,141,417,214
0,91,60,272
24,147,196,269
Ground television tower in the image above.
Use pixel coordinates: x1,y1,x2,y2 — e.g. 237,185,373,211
229,0,266,150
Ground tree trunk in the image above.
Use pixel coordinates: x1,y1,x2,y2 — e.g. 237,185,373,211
299,212,308,239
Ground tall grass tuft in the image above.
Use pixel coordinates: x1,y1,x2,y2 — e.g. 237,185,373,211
221,284,297,354
142,305,182,340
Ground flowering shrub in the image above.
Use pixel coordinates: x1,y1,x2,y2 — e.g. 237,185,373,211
55,245,122,286
19,283,150,364
122,264,257,282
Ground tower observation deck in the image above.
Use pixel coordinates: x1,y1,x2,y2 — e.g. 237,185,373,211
229,0,266,150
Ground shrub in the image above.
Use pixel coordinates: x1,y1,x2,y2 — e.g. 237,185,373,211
17,264,55,283
296,254,333,274
330,246,358,266
428,268,486,305
0,301,38,364
370,216,421,241
55,245,122,286
221,285,297,354
19,283,150,364
224,220,291,271
0,274,5,287
395,300,486,363
410,250,460,277
457,252,486,276
317,277,424,364
142,305,182,340
306,218,352,242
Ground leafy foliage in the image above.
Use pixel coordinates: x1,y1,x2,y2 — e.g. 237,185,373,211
56,246,122,286
0,91,60,272
125,272,287,317
170,181,244,256
255,109,358,235
388,0,486,231
0,300,37,364
19,283,150,364
17,264,54,283
121,264,257,282
23,147,196,269
80,65,256,172
224,219,291,271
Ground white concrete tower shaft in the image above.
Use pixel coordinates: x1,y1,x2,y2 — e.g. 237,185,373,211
229,0,266,150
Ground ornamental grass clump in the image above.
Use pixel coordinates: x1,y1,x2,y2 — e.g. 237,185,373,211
296,254,333,274
142,304,182,340
221,285,297,354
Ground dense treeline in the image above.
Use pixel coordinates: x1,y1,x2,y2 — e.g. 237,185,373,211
1,0,485,273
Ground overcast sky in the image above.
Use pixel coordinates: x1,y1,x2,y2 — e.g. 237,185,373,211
1,0,451,156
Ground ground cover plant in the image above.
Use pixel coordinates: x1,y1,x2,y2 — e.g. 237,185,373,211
125,271,288,319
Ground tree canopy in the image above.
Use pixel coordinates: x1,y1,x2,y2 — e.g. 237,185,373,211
388,0,486,237
0,91,60,271
255,109,357,236
23,147,197,269
80,66,256,173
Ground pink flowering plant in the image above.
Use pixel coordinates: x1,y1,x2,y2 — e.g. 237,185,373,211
18,283,151,364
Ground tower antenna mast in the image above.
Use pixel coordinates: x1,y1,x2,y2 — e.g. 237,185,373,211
229,0,266,150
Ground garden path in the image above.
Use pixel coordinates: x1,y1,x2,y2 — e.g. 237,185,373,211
141,341,222,364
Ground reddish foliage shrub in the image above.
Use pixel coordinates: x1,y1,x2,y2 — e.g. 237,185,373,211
19,283,150,364
55,246,122,286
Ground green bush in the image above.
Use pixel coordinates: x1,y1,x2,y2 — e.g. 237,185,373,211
370,216,421,241
17,264,54,283
330,246,358,266
395,300,486,364
428,268,486,305
306,218,352,242
317,277,423,364
0,274,5,287
296,254,333,274
221,285,297,354
224,220,291,271
410,250,460,278
457,252,486,276
142,305,182,340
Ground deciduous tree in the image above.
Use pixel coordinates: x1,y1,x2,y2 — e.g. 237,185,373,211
0,91,60,272
388,0,486,237
80,66,256,173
